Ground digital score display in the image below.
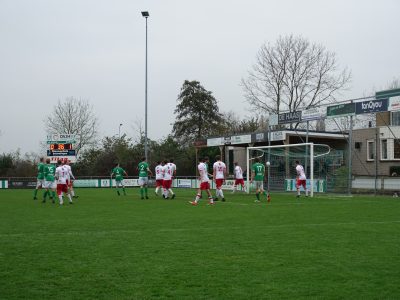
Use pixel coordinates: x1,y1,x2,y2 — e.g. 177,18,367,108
47,143,75,157
46,134,77,162
49,143,73,150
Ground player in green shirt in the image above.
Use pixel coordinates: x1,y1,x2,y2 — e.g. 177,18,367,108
137,157,153,199
111,163,128,196
251,158,266,202
33,157,45,200
42,158,56,203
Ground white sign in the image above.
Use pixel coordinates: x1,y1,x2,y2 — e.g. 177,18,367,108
255,133,265,142
231,135,251,144
177,179,192,188
46,156,77,163
0,180,8,189
389,96,400,111
269,114,278,126
302,107,325,121
123,179,139,187
207,137,222,146
220,180,235,190
104,179,139,187
73,179,98,188
100,179,111,187
270,131,286,141
47,134,76,142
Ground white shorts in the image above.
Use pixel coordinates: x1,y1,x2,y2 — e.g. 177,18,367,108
253,180,264,190
44,180,56,189
138,177,148,186
36,179,45,188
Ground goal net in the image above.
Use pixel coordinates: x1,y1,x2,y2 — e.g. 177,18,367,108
246,143,332,197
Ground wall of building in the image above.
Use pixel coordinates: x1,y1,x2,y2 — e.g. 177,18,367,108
223,146,247,175
376,112,390,126
352,126,400,176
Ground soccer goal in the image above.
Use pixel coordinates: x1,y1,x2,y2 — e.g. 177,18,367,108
246,143,331,197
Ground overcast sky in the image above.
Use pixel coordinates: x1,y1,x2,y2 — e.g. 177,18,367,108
0,0,399,154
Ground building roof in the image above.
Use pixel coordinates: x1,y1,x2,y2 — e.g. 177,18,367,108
194,129,348,148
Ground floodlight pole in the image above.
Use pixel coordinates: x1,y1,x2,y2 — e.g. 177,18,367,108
375,126,379,195
267,125,271,194
142,11,149,161
118,123,123,139
246,147,250,194
305,120,309,178
348,114,353,195
310,143,314,197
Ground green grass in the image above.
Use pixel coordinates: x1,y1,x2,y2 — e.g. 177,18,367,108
0,188,399,299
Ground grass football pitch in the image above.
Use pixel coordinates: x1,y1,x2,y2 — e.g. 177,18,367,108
0,188,399,299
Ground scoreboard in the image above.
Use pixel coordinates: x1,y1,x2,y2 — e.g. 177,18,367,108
49,143,73,150
46,134,77,163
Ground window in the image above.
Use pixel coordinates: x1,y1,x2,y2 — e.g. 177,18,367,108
391,112,400,126
394,139,400,159
381,139,388,160
367,140,375,161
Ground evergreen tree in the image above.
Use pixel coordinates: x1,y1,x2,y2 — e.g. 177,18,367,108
172,80,223,145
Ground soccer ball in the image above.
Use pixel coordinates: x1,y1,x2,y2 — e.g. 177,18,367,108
266,161,270,166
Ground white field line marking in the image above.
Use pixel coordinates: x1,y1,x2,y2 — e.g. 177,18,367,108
222,200,383,206
1,220,400,238
222,202,303,206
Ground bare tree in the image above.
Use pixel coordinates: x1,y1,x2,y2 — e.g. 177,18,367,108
221,111,266,134
386,77,400,90
45,97,98,154
242,35,351,115
129,119,142,143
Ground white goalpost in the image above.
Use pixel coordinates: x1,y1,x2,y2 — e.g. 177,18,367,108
246,142,331,198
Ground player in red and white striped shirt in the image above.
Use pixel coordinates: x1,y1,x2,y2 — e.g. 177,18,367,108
232,162,246,193
190,157,214,205
162,160,175,199
295,160,308,198
55,160,73,205
64,159,78,198
213,155,227,202
167,158,177,198
154,161,165,196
